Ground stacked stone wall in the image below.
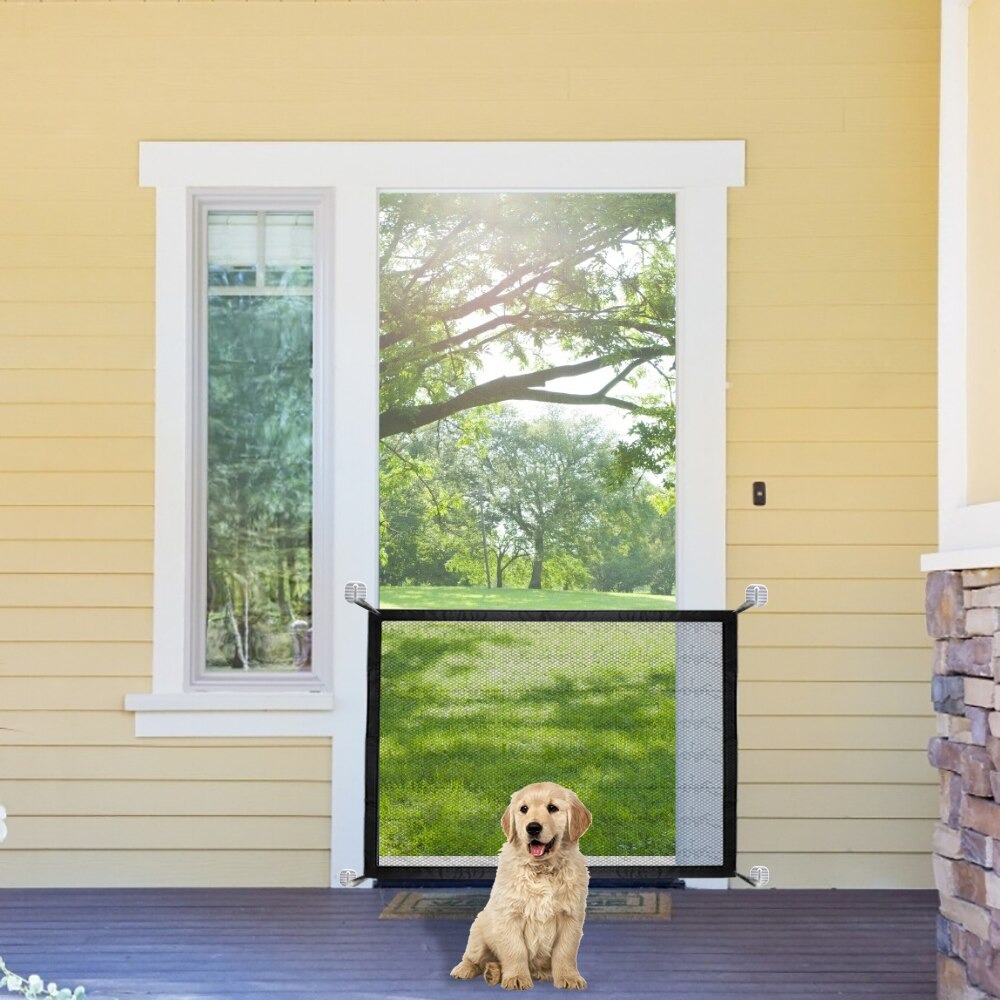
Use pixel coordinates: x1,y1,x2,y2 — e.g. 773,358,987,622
928,569,1000,998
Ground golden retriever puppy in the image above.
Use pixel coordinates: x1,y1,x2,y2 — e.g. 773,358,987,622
450,781,592,991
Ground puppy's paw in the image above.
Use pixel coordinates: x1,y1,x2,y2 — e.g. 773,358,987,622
554,973,587,990
483,962,502,986
451,959,480,980
501,972,533,990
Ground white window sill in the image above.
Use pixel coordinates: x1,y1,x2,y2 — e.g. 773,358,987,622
124,691,335,738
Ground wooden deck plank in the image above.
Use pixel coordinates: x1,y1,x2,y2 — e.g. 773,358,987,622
0,888,936,999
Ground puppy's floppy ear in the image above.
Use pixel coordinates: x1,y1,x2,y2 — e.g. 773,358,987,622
566,791,592,843
501,800,516,843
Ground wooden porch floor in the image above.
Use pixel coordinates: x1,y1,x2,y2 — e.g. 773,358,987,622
0,888,936,999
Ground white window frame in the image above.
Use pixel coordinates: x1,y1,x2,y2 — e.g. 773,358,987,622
191,195,330,692
922,0,1000,572
128,141,745,883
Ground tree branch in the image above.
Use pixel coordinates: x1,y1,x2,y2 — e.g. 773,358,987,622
513,389,640,411
435,227,634,324
379,346,670,437
424,312,531,355
401,216,475,294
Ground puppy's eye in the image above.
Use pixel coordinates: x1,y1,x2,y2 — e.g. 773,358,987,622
519,805,528,814
547,804,559,813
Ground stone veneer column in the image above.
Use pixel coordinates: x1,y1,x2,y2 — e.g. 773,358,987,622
928,568,1000,999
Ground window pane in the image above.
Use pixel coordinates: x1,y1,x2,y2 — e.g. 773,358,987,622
378,192,677,611
264,213,314,287
204,210,314,674
207,212,258,287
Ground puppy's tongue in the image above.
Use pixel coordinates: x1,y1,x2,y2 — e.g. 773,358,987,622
529,842,546,857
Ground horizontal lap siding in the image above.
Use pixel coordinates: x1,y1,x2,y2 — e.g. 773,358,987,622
725,21,937,884
0,852,331,890
0,66,329,881
0,0,937,888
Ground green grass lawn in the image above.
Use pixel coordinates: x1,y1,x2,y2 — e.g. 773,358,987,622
377,616,677,861
381,584,676,611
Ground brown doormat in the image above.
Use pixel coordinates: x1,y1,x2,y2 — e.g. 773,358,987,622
380,889,672,921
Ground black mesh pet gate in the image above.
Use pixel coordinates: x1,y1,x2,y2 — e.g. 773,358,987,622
358,602,743,884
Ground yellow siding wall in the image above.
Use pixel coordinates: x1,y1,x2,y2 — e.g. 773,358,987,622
0,0,938,888
967,0,1000,505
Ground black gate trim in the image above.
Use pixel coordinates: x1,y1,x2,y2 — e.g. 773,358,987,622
364,608,738,882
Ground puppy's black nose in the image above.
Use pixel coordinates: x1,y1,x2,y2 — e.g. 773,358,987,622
526,822,542,837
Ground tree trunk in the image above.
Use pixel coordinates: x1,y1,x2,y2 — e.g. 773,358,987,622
480,511,492,588
277,554,291,621
225,578,251,670
529,531,544,589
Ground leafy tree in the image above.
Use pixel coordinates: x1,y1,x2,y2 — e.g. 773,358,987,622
479,410,606,589
379,426,469,587
444,509,531,589
377,193,679,595
379,192,677,481
381,408,664,593
590,481,675,595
